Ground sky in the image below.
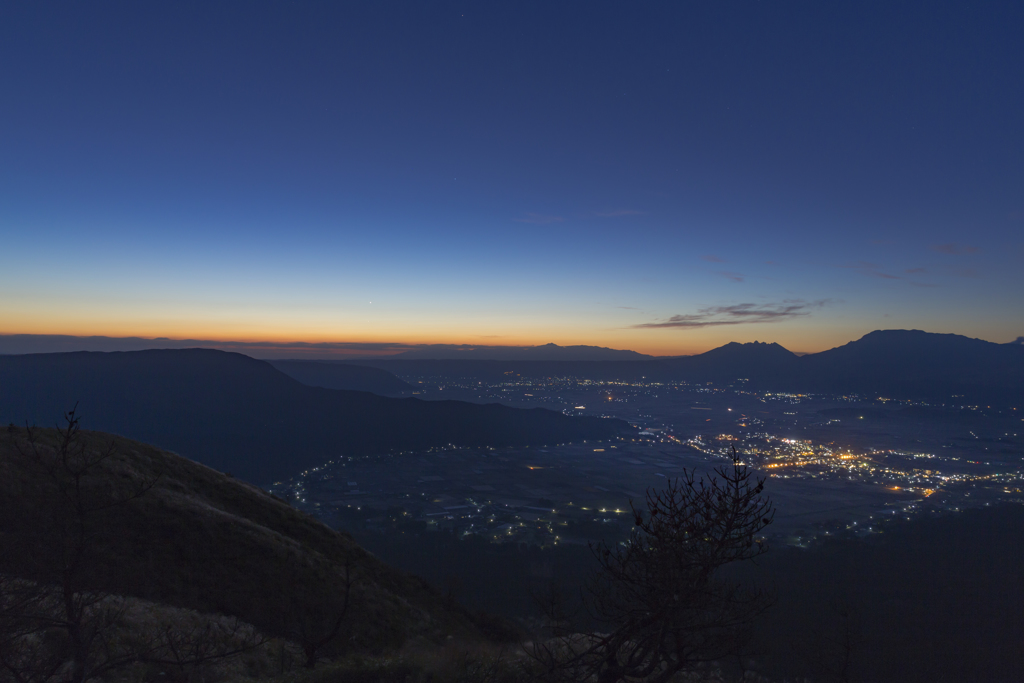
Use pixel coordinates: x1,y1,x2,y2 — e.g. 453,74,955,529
1,1,1022,357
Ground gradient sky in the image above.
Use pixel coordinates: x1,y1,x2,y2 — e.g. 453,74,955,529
2,1,1022,356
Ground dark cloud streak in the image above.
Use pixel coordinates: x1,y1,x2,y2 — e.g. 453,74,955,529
634,300,831,329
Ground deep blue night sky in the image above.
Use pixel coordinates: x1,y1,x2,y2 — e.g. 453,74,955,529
2,1,1021,355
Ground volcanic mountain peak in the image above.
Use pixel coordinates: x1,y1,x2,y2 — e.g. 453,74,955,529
698,340,798,361
816,329,1020,364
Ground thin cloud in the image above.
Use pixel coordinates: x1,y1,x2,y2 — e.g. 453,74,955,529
905,267,927,274
515,213,564,224
718,271,745,282
593,209,644,217
634,300,831,329
932,243,979,255
701,255,726,263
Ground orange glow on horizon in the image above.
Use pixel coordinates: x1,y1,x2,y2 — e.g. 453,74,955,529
0,303,936,357
0,321,853,357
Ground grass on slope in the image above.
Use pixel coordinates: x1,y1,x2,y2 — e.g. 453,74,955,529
0,424,491,656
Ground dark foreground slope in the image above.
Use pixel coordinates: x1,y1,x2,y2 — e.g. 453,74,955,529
0,426,484,651
750,504,1024,683
0,350,631,484
269,360,414,395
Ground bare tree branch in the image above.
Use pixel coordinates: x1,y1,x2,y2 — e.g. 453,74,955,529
531,445,774,683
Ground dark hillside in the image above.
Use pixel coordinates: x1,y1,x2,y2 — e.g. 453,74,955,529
750,504,1024,683
269,360,413,395
0,426,482,651
338,500,1024,682
0,350,631,484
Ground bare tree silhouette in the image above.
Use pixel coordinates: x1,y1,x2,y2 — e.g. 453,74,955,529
274,555,354,669
531,446,774,682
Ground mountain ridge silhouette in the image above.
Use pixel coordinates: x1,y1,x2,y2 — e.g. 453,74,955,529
353,330,1024,405
0,349,632,484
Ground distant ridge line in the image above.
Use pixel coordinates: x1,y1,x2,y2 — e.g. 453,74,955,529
349,331,1024,406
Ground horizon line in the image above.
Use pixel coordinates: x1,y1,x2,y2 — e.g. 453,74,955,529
0,329,1011,361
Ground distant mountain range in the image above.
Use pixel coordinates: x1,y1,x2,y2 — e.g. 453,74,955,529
387,343,653,361
353,331,1024,406
0,336,654,361
665,330,1024,404
0,350,631,484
